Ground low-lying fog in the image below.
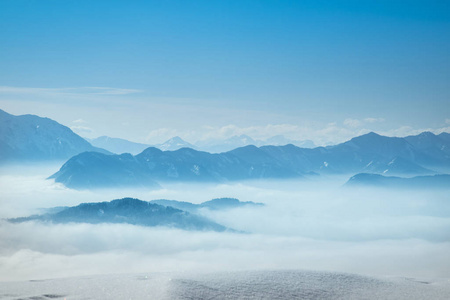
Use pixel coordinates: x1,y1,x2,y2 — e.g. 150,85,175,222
1,165,449,282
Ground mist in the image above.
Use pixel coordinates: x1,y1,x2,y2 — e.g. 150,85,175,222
1,165,450,282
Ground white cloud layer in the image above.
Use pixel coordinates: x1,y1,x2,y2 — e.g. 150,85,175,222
0,167,449,281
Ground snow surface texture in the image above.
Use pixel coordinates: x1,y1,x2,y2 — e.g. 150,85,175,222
1,271,450,300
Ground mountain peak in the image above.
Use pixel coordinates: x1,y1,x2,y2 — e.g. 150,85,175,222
364,131,381,138
230,144,260,152
156,136,196,151
417,131,436,138
0,109,110,162
347,132,385,144
167,136,185,142
139,146,163,156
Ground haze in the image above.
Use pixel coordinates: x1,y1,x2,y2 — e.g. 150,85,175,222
1,1,449,145
1,166,449,283
1,1,450,299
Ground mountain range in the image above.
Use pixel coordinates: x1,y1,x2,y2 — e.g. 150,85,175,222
8,197,232,232
50,131,450,189
86,136,151,155
87,136,197,154
0,109,314,158
88,134,315,155
151,197,264,213
346,173,450,189
0,109,109,163
2,109,449,189
195,134,316,153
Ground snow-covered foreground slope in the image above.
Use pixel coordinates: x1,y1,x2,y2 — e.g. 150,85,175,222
1,270,450,300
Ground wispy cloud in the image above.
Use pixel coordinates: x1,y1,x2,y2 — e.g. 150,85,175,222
82,87,142,95
204,124,300,141
72,119,88,124
343,119,363,128
0,86,143,96
70,125,93,134
145,124,303,144
145,121,450,146
364,117,385,123
344,117,385,128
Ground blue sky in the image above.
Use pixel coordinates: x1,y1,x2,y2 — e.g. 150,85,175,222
0,0,449,144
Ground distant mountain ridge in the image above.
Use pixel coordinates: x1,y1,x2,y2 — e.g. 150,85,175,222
195,134,316,153
346,173,450,189
87,136,196,154
87,136,150,155
8,197,230,232
151,198,264,213
50,131,450,189
49,151,161,189
0,109,110,163
155,136,197,151
87,134,315,155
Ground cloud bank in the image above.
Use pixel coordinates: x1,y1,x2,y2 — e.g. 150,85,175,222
1,168,449,281
145,122,450,146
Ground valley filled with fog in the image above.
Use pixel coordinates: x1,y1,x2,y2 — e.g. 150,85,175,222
2,0,450,298
1,100,450,298
1,164,449,286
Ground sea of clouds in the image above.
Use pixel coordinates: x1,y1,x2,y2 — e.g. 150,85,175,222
1,164,449,282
